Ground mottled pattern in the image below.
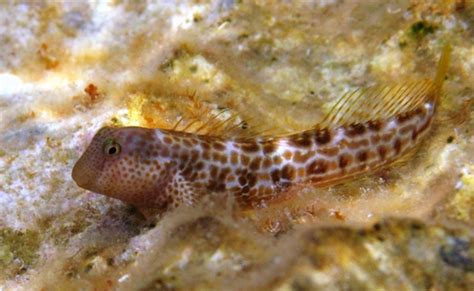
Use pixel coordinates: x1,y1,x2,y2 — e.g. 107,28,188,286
72,102,435,212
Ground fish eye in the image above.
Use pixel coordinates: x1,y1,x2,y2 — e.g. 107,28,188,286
103,139,121,156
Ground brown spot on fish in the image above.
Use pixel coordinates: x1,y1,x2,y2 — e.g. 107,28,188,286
210,165,219,177
273,156,282,165
219,167,231,179
212,141,226,151
368,120,383,131
220,154,228,164
161,147,170,157
297,167,306,177
396,111,414,124
230,151,239,164
356,150,368,162
293,151,313,163
370,134,381,145
339,154,352,169
414,106,426,117
262,157,272,169
283,150,293,160
382,131,396,142
345,123,366,136
258,173,271,181
182,166,193,177
307,160,328,174
240,155,250,166
250,157,262,171
195,161,205,170
241,142,260,153
208,181,226,192
190,150,199,161
180,153,190,162
315,128,331,145
247,173,257,187
281,164,296,180
377,145,388,160
238,176,247,186
290,133,312,148
163,136,173,144
262,142,276,154
271,169,281,183
183,138,193,147
201,141,211,150
202,148,210,159
211,152,221,162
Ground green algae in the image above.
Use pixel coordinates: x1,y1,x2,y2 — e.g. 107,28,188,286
409,21,437,40
0,228,41,280
399,20,438,48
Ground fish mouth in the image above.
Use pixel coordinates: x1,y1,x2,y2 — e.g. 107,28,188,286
71,158,97,190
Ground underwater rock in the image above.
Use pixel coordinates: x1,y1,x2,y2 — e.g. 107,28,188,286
1,1,473,290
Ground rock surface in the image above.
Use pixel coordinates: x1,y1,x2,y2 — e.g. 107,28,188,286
0,1,473,290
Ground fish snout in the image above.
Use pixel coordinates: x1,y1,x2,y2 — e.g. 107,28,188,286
72,159,95,190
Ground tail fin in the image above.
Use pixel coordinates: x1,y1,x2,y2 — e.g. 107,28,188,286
433,44,452,93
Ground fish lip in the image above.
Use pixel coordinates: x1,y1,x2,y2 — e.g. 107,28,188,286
72,153,106,190
71,164,85,188
71,160,95,190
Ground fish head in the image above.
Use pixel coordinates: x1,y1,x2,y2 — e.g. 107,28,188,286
72,126,162,204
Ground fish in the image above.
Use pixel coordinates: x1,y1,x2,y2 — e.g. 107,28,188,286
72,45,451,218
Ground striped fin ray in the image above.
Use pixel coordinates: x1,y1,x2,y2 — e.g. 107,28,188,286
319,80,434,128
171,99,279,138
319,44,451,128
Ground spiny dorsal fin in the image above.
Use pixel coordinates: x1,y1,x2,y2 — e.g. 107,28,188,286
318,80,434,128
172,104,242,137
170,98,278,138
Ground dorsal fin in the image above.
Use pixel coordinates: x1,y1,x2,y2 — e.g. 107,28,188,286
172,103,244,137
433,44,451,95
318,80,434,128
170,96,278,138
319,44,451,128
169,45,451,138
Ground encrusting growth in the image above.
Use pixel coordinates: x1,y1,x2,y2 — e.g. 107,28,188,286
72,45,451,218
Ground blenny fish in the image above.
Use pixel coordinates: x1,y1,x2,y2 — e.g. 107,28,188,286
72,46,451,218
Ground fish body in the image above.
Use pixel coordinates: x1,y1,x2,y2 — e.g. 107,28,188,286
72,46,451,216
